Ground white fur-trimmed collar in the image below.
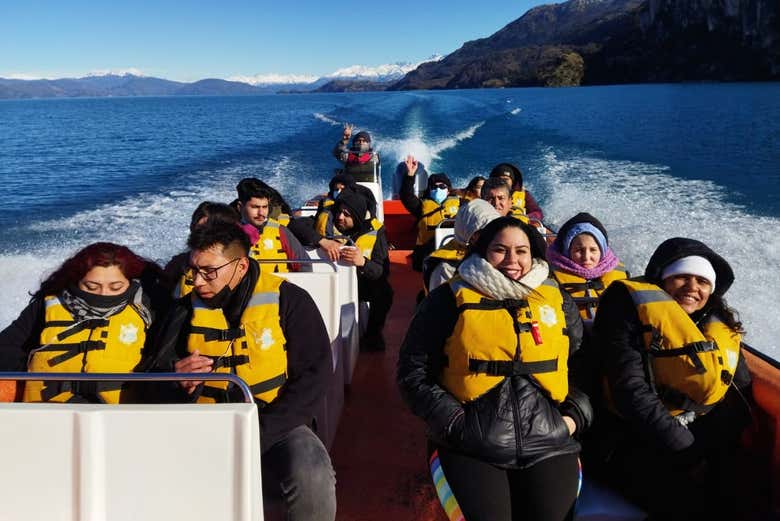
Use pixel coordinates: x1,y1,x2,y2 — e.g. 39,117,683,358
458,255,550,300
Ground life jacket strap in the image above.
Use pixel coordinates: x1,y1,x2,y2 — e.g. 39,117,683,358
468,358,558,376
249,373,287,396
39,340,107,367
40,380,124,401
561,280,605,293
459,298,529,313
657,386,716,416
210,354,250,369
649,340,717,374
49,318,110,341
190,326,244,342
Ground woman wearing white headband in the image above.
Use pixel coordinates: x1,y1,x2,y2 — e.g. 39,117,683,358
587,237,752,520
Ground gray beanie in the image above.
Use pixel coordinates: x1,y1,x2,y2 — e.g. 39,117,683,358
455,199,501,244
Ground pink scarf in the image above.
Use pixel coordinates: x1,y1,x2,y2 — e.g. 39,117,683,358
547,245,620,280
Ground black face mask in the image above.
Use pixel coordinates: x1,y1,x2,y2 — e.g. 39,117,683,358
70,284,132,308
200,283,234,309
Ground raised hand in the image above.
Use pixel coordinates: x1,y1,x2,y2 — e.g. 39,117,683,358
405,154,419,176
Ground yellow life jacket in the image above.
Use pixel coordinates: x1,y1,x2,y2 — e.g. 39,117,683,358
510,190,526,218
354,230,378,260
553,264,628,320
620,278,742,416
25,295,147,403
417,197,460,246
423,239,466,293
441,277,570,403
275,213,291,227
249,219,290,273
187,273,288,404
428,239,466,263
316,210,382,240
173,271,194,299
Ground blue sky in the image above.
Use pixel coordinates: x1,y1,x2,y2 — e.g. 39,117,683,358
1,0,549,81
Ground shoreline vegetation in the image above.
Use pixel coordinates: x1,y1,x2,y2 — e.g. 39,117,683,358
2,0,778,100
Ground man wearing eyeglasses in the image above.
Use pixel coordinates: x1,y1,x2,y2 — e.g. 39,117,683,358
399,155,461,272
151,221,336,521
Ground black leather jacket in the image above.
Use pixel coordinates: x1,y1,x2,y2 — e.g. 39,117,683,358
397,279,593,469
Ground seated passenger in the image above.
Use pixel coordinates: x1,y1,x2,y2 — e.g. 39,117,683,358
423,199,500,293
399,155,460,271
546,212,628,324
333,123,379,182
330,189,393,351
150,222,336,521
236,181,309,273
236,177,293,225
590,237,752,521
0,242,168,403
317,172,355,213
488,163,544,221
480,177,515,218
462,175,485,203
398,217,592,521
164,201,243,298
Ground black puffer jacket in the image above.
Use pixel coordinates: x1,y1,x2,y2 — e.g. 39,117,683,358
397,277,593,469
592,237,752,453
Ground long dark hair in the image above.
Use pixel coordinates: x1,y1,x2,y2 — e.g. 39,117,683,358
33,242,159,299
470,216,547,260
702,295,745,334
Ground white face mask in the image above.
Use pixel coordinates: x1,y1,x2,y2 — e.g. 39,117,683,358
331,189,341,200
431,187,448,204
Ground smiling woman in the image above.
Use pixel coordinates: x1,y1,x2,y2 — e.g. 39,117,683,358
398,216,592,521
589,237,751,520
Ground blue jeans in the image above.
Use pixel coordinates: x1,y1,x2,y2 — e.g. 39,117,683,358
262,425,336,521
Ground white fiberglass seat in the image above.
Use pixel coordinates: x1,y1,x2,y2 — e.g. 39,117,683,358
306,249,361,385
274,267,343,449
0,401,262,521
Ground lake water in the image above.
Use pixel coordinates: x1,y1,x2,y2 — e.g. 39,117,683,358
1,84,778,357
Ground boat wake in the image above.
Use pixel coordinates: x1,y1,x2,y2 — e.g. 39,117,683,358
537,147,780,356
314,113,341,127
376,122,485,171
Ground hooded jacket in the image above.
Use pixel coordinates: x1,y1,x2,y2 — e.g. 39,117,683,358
592,237,751,453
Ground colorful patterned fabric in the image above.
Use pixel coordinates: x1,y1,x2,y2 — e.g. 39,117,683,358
429,449,465,521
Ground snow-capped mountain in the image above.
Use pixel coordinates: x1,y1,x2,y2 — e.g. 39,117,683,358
228,55,443,88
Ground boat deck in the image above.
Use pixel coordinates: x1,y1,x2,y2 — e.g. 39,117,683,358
330,249,446,520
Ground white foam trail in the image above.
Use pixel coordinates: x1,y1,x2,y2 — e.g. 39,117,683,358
376,122,485,169
0,158,327,330
314,113,341,126
510,108,522,115
536,147,779,357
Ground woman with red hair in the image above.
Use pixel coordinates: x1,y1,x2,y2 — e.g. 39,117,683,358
0,242,168,403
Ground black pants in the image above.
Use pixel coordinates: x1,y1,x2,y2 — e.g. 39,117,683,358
431,445,579,521
358,276,393,338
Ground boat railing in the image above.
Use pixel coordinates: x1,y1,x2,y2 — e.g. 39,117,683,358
0,371,256,403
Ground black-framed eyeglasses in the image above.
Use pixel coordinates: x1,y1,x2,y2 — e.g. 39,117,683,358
433,183,448,189
189,258,240,282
